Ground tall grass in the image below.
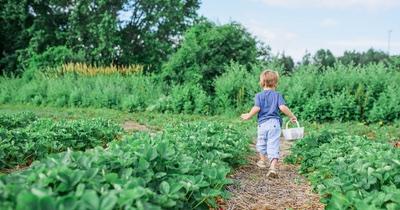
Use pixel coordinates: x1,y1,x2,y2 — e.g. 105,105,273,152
59,63,143,76
0,62,399,122
0,73,162,112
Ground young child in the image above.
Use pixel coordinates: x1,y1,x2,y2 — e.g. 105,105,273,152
241,70,297,178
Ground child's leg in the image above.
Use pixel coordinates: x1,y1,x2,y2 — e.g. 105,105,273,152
256,124,268,157
256,123,268,165
259,153,267,161
266,119,281,169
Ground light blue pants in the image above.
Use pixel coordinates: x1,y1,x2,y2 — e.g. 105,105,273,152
256,118,281,160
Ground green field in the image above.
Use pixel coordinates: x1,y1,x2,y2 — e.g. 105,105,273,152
1,105,399,209
1,1,400,209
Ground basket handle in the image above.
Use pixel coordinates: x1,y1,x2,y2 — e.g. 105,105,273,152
286,120,300,129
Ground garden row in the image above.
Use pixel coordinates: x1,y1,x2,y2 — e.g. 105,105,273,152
285,131,400,209
0,121,251,209
0,112,121,169
1,62,399,122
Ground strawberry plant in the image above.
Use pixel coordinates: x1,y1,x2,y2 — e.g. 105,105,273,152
0,121,251,209
0,112,37,129
0,114,122,169
286,131,400,209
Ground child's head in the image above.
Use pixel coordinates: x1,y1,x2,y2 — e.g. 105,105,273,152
259,70,279,89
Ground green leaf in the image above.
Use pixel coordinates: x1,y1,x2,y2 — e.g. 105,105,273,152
16,191,39,210
39,196,57,210
138,158,150,171
100,193,117,210
118,187,146,206
82,190,100,209
105,173,119,184
160,181,170,194
75,183,85,197
154,172,167,179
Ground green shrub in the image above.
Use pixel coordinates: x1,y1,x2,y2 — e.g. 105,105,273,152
0,113,121,169
330,91,360,122
369,84,400,122
286,131,400,209
214,62,258,114
0,74,162,111
0,121,250,209
163,84,211,115
20,46,85,80
301,93,332,122
162,21,259,93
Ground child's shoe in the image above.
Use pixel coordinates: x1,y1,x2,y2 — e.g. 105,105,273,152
267,169,278,178
256,160,267,168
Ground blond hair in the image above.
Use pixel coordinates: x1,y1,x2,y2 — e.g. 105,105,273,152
259,70,279,88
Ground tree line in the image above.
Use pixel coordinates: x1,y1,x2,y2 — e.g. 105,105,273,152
1,0,398,78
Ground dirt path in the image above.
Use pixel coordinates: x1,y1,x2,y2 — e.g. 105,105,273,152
122,121,150,133
224,139,324,210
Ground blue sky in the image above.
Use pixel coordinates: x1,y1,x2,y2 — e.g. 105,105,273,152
199,0,400,61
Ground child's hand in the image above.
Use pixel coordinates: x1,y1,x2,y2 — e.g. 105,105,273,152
241,113,251,120
290,115,297,123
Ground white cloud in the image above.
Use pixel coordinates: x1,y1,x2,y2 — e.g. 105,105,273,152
320,18,338,27
245,20,298,42
244,20,305,60
254,0,400,10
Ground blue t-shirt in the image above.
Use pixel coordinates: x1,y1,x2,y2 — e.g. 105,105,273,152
254,90,286,125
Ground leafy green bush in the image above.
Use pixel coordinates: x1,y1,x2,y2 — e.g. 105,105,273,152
0,113,121,169
159,84,211,115
1,61,400,122
280,63,400,123
214,62,258,114
162,21,259,93
0,74,163,111
286,131,400,209
368,84,400,122
0,121,250,209
0,112,37,129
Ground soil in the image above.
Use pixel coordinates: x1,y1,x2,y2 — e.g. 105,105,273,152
122,120,150,132
223,139,324,210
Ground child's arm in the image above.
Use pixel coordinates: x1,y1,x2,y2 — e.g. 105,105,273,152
279,105,297,122
241,106,260,120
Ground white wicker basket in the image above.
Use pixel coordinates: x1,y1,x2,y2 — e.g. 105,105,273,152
282,121,304,141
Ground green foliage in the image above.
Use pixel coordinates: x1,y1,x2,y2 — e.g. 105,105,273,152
279,63,400,123
21,46,85,78
313,49,336,70
273,53,295,75
0,74,163,111
161,84,212,114
214,62,258,114
1,61,400,122
339,49,390,67
369,84,400,122
286,131,400,209
162,21,259,93
0,0,200,74
0,111,37,129
0,112,122,169
0,121,251,209
119,0,200,70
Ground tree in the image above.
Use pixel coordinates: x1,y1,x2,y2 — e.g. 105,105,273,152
0,0,34,74
301,51,312,66
339,50,362,66
359,48,389,65
313,49,336,70
0,0,200,74
339,49,389,66
275,53,294,75
162,21,259,93
118,0,200,70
